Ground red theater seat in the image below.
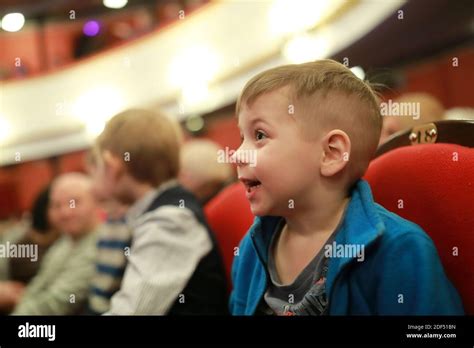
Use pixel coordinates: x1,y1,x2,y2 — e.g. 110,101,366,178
365,143,474,314
204,182,254,290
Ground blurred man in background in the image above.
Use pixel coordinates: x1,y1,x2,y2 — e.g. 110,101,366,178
0,185,59,314
8,185,60,284
379,92,445,144
10,173,101,315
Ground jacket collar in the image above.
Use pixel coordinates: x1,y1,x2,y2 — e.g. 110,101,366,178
125,179,179,226
250,179,385,289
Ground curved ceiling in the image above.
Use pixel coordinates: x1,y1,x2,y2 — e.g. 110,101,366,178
4,0,469,166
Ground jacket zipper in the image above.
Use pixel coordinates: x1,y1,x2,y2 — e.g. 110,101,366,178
250,232,271,281
327,234,381,314
250,232,272,314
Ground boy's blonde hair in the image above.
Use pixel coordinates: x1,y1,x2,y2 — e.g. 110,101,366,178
96,108,183,187
236,59,382,182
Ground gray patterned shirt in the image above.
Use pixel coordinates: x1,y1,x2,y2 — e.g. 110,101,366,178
259,218,342,316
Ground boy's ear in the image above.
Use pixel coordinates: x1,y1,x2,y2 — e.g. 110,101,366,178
102,150,125,181
320,130,351,177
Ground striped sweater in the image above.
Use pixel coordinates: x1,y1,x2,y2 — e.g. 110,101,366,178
86,218,131,315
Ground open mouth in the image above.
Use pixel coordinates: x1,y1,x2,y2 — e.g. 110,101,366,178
241,178,262,192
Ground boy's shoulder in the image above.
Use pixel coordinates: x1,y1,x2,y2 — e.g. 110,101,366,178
132,204,207,240
127,184,207,232
371,202,434,251
351,200,464,315
343,179,436,252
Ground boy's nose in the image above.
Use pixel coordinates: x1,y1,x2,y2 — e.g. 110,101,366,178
231,144,248,166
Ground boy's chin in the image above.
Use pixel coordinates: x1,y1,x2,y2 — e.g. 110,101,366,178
249,203,266,217
249,202,276,217
250,202,295,218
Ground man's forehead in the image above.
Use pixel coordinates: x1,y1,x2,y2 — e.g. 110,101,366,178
51,179,92,199
51,187,83,199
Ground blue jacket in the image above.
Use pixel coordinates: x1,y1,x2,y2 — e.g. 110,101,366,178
230,180,464,315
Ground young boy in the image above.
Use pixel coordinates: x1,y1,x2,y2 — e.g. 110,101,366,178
229,59,464,315
92,109,228,315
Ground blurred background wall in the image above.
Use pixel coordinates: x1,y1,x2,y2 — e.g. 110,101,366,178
0,0,473,218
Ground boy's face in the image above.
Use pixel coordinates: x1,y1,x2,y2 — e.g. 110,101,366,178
235,87,322,216
89,152,122,203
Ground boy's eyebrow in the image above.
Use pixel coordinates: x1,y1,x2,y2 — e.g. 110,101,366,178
238,117,269,130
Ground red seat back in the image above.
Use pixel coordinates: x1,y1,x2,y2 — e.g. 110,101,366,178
365,143,474,313
204,182,254,290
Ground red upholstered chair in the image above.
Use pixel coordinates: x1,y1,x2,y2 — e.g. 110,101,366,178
364,143,474,314
204,182,254,290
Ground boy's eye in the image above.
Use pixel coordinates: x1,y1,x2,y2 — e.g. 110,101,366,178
255,130,267,141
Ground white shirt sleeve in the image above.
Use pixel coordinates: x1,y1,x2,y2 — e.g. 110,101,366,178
106,206,212,315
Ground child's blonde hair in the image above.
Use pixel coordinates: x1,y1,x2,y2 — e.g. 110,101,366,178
236,59,382,182
96,108,183,187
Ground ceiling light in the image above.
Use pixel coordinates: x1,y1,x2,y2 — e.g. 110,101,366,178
103,0,128,9
350,66,365,80
269,0,338,36
1,13,25,32
283,34,329,63
72,87,125,137
83,20,101,36
185,116,204,133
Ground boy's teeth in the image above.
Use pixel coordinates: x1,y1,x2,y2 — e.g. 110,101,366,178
247,183,261,192
243,179,261,192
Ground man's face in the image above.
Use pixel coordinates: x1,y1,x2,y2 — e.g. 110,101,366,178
235,88,321,216
48,180,98,237
379,117,402,145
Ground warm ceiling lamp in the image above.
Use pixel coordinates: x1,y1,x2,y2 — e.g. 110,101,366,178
268,0,343,36
283,34,329,63
103,0,128,10
1,13,25,32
